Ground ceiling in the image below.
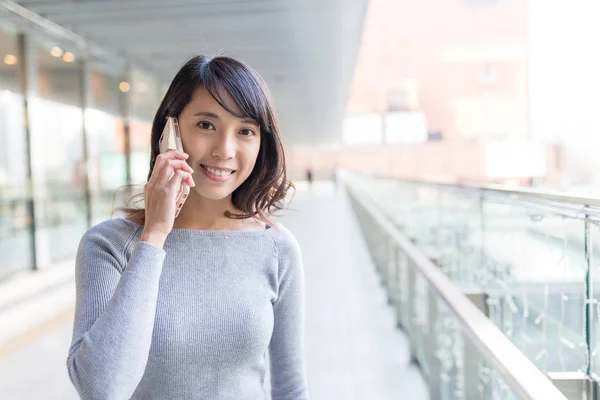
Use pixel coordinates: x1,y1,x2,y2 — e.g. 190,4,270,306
9,0,368,146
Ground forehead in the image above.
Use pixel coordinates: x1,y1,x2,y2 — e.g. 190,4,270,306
186,84,245,118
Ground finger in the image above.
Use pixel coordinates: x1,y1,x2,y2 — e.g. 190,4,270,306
175,183,190,205
155,159,193,186
166,149,189,160
154,161,175,186
167,173,186,208
167,170,188,194
149,153,171,185
168,159,194,174
184,172,195,187
153,150,189,175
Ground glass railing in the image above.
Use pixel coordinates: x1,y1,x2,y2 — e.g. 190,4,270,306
342,171,595,399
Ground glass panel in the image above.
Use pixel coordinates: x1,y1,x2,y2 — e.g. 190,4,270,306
86,66,126,225
589,220,600,377
0,25,34,277
400,183,441,253
431,291,523,400
353,173,590,384
481,199,587,373
436,188,483,288
412,272,430,376
130,67,160,122
477,361,521,400
129,68,160,185
30,37,88,264
431,296,465,399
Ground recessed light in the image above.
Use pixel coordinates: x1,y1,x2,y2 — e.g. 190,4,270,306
62,52,75,62
50,46,63,57
3,54,17,65
119,82,131,92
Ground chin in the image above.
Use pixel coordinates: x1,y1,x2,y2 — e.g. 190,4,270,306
190,179,243,201
190,171,252,201
193,187,234,201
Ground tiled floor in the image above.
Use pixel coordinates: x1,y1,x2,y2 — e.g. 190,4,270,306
0,181,428,399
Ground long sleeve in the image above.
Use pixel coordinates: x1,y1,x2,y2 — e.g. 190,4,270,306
269,225,309,400
66,226,166,400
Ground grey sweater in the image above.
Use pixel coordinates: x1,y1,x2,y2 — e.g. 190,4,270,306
66,217,308,400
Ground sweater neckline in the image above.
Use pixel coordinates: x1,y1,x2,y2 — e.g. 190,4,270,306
120,217,274,237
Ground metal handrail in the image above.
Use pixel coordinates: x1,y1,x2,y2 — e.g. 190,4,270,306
346,182,568,400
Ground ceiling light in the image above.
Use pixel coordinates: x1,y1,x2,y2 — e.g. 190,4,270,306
3,54,17,65
119,82,131,93
50,46,63,57
62,52,75,62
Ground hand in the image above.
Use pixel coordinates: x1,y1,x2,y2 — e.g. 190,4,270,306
142,150,195,244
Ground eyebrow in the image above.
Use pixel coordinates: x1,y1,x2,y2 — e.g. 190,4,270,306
193,111,258,125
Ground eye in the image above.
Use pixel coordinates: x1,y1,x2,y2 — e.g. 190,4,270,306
239,128,255,136
197,121,215,130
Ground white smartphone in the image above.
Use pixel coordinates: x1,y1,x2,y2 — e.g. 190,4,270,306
158,117,190,217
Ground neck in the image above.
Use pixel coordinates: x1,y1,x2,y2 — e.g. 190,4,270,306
172,192,243,230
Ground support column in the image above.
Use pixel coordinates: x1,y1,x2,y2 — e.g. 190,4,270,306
78,59,92,229
17,31,40,270
117,68,132,202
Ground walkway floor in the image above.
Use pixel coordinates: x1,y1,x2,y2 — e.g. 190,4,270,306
0,181,428,399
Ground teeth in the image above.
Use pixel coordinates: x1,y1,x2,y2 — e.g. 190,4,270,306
204,166,232,177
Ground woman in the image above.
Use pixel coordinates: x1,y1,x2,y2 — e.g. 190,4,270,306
66,55,308,399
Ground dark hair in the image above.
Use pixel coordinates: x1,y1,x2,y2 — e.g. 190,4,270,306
113,55,293,226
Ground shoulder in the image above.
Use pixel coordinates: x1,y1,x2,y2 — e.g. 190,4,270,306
269,223,302,265
78,218,142,257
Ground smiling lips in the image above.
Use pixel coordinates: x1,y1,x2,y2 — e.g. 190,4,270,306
200,165,236,182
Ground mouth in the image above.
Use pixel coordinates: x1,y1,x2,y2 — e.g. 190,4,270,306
200,165,236,182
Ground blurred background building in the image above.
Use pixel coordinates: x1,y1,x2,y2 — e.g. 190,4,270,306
292,0,600,193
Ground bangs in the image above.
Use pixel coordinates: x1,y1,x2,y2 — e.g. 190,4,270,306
200,58,271,131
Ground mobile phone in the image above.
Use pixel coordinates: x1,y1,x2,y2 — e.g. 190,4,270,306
158,117,190,217
159,117,183,154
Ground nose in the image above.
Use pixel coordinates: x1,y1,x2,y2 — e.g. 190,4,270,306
211,132,236,160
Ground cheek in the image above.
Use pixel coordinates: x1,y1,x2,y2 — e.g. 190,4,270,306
240,142,261,172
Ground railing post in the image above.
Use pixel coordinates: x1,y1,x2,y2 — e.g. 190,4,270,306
584,215,592,377
380,232,389,289
408,261,418,364
546,215,600,400
387,238,397,304
398,250,409,330
428,289,442,400
463,290,489,400
548,372,597,400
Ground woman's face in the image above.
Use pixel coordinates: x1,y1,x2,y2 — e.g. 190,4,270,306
178,85,261,202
